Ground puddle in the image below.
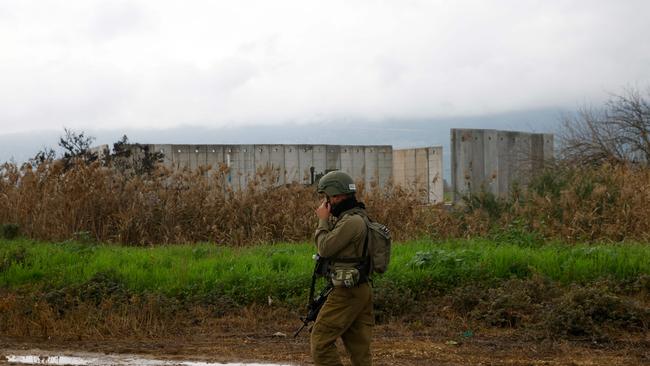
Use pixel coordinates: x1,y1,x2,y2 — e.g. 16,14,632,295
5,352,290,366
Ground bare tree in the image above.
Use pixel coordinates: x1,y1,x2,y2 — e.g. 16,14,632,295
110,135,164,175
560,87,650,165
58,128,99,167
28,147,57,168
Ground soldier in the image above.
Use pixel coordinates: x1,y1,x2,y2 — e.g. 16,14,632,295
311,171,373,366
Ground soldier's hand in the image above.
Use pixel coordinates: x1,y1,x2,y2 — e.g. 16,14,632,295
316,200,330,220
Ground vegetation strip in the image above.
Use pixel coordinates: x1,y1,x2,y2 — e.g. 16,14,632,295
1,238,648,341
1,238,648,303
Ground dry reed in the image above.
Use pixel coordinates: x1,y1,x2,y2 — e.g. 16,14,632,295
3,159,650,244
514,163,650,242
0,160,428,245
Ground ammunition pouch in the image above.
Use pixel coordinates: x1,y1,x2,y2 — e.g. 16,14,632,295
330,267,361,288
327,257,370,288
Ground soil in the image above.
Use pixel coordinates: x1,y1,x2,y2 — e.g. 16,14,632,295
1,318,648,366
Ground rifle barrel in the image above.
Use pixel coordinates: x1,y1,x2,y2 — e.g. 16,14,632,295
293,322,308,337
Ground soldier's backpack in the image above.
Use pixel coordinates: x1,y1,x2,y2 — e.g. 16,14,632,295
360,215,391,274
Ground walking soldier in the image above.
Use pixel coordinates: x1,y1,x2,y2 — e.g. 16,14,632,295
311,171,374,366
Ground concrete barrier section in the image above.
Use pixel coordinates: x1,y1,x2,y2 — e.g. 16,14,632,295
136,143,443,203
393,146,444,204
451,129,554,200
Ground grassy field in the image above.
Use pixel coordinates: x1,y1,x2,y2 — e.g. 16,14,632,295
2,238,649,304
1,237,649,342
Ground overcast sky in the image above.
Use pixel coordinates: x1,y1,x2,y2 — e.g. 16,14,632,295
1,0,649,136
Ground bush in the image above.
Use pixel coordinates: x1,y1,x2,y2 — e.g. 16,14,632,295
372,280,417,323
1,223,19,240
448,284,484,315
0,247,26,272
470,277,553,328
543,285,648,341
488,219,544,247
75,270,129,305
441,277,649,340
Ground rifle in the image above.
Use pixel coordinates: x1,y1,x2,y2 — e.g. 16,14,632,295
293,283,333,337
294,255,332,337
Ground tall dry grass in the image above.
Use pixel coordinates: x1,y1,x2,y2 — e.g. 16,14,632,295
2,159,650,245
436,163,650,243
515,163,650,242
0,160,429,245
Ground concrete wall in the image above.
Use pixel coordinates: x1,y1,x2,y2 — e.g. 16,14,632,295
393,147,444,204
451,129,554,200
89,144,109,160
142,144,394,191
131,143,445,203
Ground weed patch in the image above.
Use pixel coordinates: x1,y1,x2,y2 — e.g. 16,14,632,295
542,285,649,341
76,270,129,305
1,223,20,240
440,278,649,340
372,280,417,323
470,277,552,328
0,246,26,272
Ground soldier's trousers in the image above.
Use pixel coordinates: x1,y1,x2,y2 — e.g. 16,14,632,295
310,282,373,366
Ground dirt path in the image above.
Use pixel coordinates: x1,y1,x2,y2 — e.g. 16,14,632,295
1,307,647,365
2,328,648,366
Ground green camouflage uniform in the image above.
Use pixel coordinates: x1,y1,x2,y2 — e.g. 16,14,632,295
311,206,373,366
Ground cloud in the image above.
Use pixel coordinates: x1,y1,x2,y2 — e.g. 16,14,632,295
0,0,649,134
88,0,146,42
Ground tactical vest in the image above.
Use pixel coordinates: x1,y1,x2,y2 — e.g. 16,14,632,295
328,209,391,287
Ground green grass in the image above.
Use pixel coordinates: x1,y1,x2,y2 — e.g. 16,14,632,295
1,238,649,305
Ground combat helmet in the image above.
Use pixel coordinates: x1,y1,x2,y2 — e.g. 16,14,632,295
317,171,356,197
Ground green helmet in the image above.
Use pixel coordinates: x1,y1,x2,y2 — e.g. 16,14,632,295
317,171,356,196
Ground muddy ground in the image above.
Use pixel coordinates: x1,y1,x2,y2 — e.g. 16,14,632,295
1,315,648,366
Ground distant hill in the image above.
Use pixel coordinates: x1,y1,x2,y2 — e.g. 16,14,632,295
0,108,563,180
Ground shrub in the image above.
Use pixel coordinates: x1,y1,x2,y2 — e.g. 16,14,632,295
76,270,129,305
543,285,648,341
372,280,417,323
1,223,19,240
0,247,26,272
448,284,484,315
470,277,553,328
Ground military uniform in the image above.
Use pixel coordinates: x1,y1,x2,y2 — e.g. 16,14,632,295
311,207,374,366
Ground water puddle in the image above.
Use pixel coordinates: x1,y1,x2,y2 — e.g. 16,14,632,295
4,352,290,366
